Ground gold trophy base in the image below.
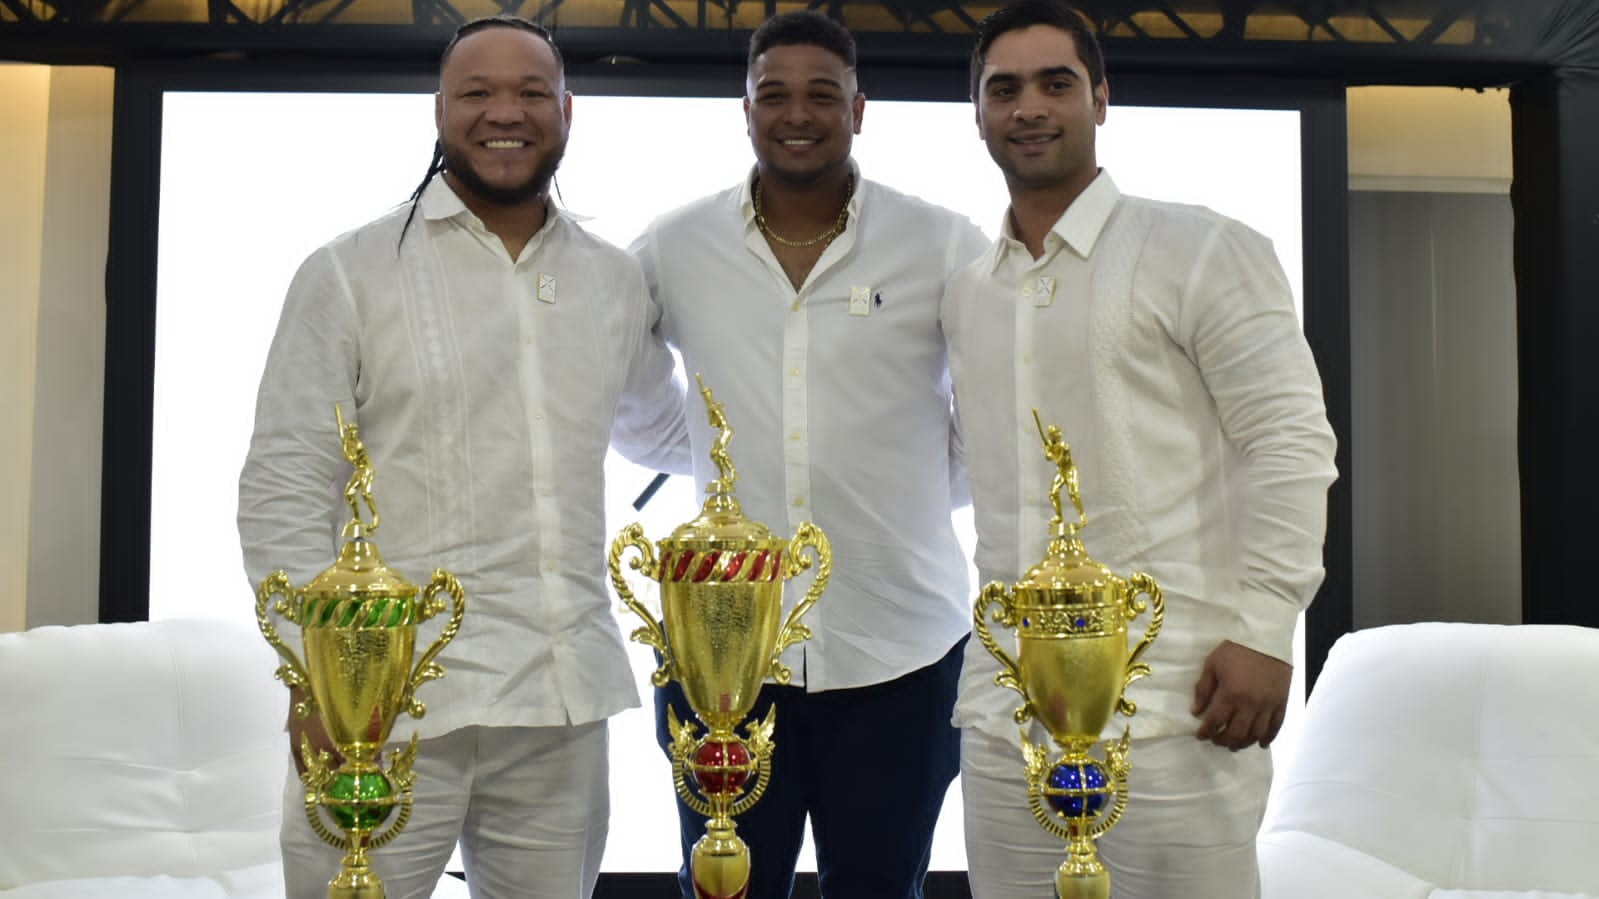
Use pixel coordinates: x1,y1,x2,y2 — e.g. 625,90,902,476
328,855,385,899
1055,838,1110,899
690,819,751,899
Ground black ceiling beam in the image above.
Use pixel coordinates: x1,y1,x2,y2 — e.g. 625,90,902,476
5,1,1597,73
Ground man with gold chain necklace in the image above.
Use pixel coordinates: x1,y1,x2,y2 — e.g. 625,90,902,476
630,10,987,898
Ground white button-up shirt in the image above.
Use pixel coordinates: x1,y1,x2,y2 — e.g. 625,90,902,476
239,178,689,739
630,168,989,691
944,171,1337,742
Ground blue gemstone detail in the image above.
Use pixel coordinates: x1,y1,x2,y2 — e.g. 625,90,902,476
1022,617,1031,628
1045,761,1110,819
1074,616,1088,629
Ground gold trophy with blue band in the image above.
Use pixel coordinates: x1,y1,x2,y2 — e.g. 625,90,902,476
972,410,1164,899
610,375,830,899
255,406,466,899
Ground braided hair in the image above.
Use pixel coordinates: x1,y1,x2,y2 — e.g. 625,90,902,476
397,15,564,250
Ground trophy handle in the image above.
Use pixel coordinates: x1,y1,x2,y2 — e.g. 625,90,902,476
972,581,1033,725
728,706,778,817
609,523,673,687
1021,734,1072,843
770,523,830,685
255,571,314,717
1116,572,1165,717
364,735,420,851
1088,728,1133,838
665,706,716,819
402,569,466,720
298,734,348,851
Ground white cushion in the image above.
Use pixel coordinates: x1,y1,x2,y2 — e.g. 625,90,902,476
0,619,288,889
1259,830,1432,899
0,862,283,899
0,865,472,899
1260,622,1599,897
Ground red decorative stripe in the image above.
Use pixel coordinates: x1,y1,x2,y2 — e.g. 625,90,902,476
672,551,695,582
722,552,747,581
693,551,721,583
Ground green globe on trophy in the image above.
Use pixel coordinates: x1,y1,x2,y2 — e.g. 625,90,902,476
255,406,466,899
972,410,1165,899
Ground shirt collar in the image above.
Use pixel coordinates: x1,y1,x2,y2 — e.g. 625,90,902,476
989,169,1121,273
738,158,865,224
418,175,563,243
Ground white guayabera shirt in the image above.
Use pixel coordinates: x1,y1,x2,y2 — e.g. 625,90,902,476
239,178,690,740
631,165,990,692
943,171,1337,744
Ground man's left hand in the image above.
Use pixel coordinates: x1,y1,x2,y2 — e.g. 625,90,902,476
1190,640,1291,751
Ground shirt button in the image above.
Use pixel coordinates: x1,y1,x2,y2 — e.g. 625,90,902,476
792,497,805,508
790,368,801,377
544,561,558,573
1022,353,1033,365
789,431,801,441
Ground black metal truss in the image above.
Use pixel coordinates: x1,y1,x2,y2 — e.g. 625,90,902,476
0,0,1528,43
2,0,1591,78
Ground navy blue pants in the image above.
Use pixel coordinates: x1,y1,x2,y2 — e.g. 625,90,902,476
654,636,965,899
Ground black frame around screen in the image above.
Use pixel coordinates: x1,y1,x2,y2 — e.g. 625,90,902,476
100,60,1351,692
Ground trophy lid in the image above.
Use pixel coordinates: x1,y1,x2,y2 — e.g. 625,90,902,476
1015,411,1124,605
663,375,784,551
300,406,420,613
1014,532,1120,597
301,524,419,603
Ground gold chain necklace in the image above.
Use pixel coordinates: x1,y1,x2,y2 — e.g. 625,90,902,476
753,175,854,248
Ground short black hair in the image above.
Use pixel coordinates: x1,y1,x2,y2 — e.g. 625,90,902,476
441,15,564,73
970,0,1104,100
748,10,857,70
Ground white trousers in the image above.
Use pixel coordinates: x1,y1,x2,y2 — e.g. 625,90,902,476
962,728,1271,899
281,721,609,899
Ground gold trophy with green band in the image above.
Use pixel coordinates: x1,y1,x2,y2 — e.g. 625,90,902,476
972,411,1164,899
255,406,466,899
610,375,831,899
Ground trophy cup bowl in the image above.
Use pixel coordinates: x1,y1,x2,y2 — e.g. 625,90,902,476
971,412,1164,899
609,375,830,899
253,407,466,899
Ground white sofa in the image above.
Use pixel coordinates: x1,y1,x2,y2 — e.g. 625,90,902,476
0,618,467,898
1259,622,1599,899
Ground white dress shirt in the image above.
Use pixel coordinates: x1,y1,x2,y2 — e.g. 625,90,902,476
630,167,989,691
944,171,1337,742
239,178,690,739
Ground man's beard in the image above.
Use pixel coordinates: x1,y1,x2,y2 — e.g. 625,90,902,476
442,137,566,207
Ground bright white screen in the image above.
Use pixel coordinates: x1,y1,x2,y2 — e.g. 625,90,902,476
152,90,1302,874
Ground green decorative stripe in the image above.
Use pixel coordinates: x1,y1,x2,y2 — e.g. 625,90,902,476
303,594,418,628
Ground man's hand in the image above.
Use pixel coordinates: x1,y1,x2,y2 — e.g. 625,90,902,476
287,686,341,775
1191,640,1291,751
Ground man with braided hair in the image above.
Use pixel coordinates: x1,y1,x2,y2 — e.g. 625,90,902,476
238,16,689,897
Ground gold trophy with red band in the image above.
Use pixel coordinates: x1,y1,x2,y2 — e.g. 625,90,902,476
610,375,830,899
255,406,465,899
972,411,1164,899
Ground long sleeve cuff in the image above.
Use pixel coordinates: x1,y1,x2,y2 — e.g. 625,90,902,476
1233,587,1306,665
